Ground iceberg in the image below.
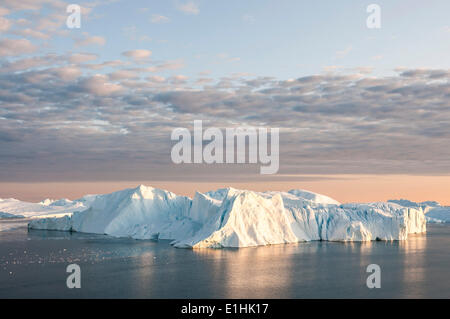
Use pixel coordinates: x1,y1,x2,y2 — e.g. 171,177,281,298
28,185,427,248
0,197,87,219
0,211,25,219
389,199,450,223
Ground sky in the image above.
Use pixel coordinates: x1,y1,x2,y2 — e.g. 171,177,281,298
0,0,449,202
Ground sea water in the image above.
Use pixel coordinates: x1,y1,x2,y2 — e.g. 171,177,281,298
0,219,449,298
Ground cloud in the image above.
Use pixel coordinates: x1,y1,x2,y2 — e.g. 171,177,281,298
0,53,98,73
352,66,373,74
336,46,352,58
1,65,449,181
0,55,60,72
53,66,83,81
78,74,124,96
0,1,449,182
168,74,188,84
0,7,10,16
0,130,20,143
83,60,128,70
146,75,166,83
322,65,343,72
150,14,170,23
399,68,450,79
75,34,106,47
0,1,100,45
10,28,50,39
0,0,61,11
69,53,98,64
1,0,41,11
177,1,199,15
0,38,36,56
143,59,185,72
108,69,139,81
122,49,152,60
0,16,11,31
35,12,66,31
217,53,241,63
195,77,214,85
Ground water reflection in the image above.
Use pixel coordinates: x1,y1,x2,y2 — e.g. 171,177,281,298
399,233,427,298
190,236,431,298
191,241,386,298
194,244,304,298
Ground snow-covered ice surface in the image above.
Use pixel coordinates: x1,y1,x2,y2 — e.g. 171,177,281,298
0,196,92,219
388,199,450,223
27,185,427,248
0,195,96,232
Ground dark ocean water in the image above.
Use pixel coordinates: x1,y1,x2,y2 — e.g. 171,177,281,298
0,219,449,298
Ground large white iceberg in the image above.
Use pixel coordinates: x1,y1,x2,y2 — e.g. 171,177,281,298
28,185,426,248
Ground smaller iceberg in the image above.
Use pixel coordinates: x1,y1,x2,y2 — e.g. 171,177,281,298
0,211,25,219
389,199,450,223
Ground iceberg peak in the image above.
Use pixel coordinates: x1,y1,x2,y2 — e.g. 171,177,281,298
131,184,156,199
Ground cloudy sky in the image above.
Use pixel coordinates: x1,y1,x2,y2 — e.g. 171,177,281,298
0,0,449,202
